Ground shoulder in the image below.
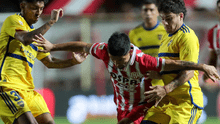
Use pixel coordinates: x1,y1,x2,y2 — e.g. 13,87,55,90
129,24,143,34
208,24,218,35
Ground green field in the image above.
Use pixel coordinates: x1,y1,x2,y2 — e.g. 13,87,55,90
0,117,220,124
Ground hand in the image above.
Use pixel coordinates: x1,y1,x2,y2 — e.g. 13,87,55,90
50,8,63,24
145,71,162,79
33,34,54,53
71,52,88,64
203,64,220,82
144,85,166,107
117,118,133,124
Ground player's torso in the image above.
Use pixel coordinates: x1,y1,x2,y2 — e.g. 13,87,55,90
0,14,38,89
130,23,166,57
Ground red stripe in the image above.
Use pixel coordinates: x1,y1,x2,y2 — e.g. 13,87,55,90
43,0,71,15
82,0,106,15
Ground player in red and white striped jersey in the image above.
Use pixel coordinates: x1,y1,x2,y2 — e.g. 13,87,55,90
203,0,220,83
34,32,220,124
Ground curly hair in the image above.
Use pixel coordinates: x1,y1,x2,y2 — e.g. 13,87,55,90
158,0,187,19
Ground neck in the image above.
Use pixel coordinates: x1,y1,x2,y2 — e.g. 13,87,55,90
144,19,158,29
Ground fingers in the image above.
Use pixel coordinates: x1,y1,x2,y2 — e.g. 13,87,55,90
154,98,162,107
147,95,157,103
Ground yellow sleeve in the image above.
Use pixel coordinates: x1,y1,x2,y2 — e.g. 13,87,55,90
179,33,199,63
129,29,135,44
4,15,27,38
36,47,50,60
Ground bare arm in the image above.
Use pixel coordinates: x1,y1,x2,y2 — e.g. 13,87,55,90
203,49,217,81
41,52,87,68
164,70,194,93
15,9,63,45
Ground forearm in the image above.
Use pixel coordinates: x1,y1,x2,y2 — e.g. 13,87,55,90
164,70,194,93
163,59,204,72
52,42,88,53
44,57,78,68
16,21,53,45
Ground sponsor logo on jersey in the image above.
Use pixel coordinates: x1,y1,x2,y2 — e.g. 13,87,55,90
98,44,105,49
138,38,142,41
168,40,173,47
17,101,24,107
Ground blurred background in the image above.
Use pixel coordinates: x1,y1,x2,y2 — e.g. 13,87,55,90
0,0,220,123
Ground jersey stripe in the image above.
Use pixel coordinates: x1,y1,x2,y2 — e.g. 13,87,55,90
29,43,38,51
139,45,160,50
0,93,16,114
158,53,179,57
0,37,13,80
7,53,33,68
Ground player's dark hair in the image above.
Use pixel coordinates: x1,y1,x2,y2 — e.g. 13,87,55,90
217,0,220,5
142,0,159,7
19,0,45,3
158,0,187,19
108,32,130,56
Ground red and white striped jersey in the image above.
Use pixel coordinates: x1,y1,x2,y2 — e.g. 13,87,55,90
208,24,220,54
89,43,164,112
208,24,220,67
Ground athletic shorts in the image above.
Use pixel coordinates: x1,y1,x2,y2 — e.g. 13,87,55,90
117,109,144,124
0,87,50,124
142,95,202,124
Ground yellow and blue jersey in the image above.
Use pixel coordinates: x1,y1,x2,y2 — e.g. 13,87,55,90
0,13,50,90
129,21,166,57
158,23,203,108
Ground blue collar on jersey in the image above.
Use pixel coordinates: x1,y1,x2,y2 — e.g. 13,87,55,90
17,13,35,29
168,23,185,37
142,21,160,31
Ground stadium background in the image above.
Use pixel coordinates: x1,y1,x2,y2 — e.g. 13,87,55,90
1,0,220,123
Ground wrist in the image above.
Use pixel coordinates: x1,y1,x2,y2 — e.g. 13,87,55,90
48,20,55,27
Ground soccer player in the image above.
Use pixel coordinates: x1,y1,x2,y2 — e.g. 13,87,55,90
203,0,220,83
128,0,167,98
0,0,87,124
142,0,204,123
33,32,219,124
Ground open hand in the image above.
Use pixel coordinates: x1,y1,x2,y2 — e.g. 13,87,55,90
144,85,166,107
33,34,54,53
72,52,88,64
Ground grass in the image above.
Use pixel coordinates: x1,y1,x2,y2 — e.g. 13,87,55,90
0,117,220,124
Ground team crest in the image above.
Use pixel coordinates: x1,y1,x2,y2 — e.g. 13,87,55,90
17,101,24,107
158,34,163,40
98,44,105,49
19,21,23,25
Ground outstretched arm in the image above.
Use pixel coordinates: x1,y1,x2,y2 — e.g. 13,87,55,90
15,8,63,45
40,52,87,68
33,34,93,54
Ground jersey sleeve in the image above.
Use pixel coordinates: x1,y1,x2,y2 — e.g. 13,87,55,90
138,53,165,73
207,29,214,49
36,47,50,60
4,15,27,38
179,33,199,63
89,43,108,60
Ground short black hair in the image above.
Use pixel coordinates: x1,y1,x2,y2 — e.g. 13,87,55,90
19,0,45,3
142,0,159,7
158,0,187,19
108,32,131,56
217,0,220,5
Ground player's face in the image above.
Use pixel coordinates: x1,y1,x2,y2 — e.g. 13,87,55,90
216,3,220,16
160,12,184,34
109,52,131,69
20,1,44,25
141,4,159,23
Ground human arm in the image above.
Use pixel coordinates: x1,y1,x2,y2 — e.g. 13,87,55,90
40,52,87,68
144,70,194,107
15,8,63,45
203,49,217,82
33,34,93,54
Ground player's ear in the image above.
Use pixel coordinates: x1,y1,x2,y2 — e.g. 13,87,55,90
179,13,184,20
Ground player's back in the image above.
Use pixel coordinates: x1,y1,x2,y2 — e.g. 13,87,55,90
129,21,166,57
